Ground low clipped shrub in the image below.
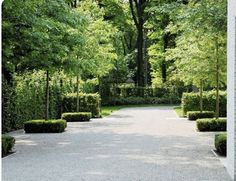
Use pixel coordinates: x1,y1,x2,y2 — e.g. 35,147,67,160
104,96,180,106
187,111,215,120
2,135,15,156
62,112,92,122
63,93,101,118
24,119,67,133
182,91,226,117
215,133,226,156
196,118,226,132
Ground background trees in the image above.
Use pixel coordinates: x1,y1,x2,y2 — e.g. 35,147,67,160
2,0,227,131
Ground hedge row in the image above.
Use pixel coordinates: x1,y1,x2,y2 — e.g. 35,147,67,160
2,135,15,156
2,74,101,133
182,91,226,117
196,118,226,132
108,86,190,98
24,120,67,133
62,93,101,118
215,133,226,156
103,96,180,106
187,111,215,120
62,112,91,122
2,73,66,133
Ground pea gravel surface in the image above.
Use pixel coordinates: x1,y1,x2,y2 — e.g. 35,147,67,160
2,107,231,181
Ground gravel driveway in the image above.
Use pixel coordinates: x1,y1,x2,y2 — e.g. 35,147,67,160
2,107,231,181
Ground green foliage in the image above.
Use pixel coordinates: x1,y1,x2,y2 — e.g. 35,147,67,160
2,135,15,156
182,91,226,116
62,112,91,122
147,0,227,90
111,86,187,98
215,133,227,156
2,0,86,74
2,78,16,133
196,118,226,132
2,71,73,132
187,111,215,121
105,96,180,106
62,93,101,118
24,120,67,133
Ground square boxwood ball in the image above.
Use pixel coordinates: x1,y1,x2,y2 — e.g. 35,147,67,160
215,133,226,156
187,111,215,120
196,118,226,132
61,112,92,122
2,135,15,156
24,119,67,133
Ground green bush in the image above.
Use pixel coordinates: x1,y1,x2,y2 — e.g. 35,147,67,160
104,96,180,106
2,135,15,156
187,111,215,120
24,119,67,133
62,112,92,122
62,93,101,118
215,133,226,156
2,72,69,133
107,86,190,98
2,78,16,133
196,118,226,131
182,91,226,117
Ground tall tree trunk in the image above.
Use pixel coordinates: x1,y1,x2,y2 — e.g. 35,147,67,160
137,21,144,87
143,28,148,86
215,38,220,119
199,79,203,113
45,70,49,120
76,75,80,112
129,0,147,88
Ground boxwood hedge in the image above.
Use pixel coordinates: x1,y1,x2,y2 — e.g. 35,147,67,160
2,135,15,156
215,133,226,156
196,118,226,132
182,91,226,117
24,119,67,133
187,111,215,120
63,93,101,118
62,112,91,122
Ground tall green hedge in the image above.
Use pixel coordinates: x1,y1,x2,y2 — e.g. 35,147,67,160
182,91,226,117
62,93,101,118
2,71,73,133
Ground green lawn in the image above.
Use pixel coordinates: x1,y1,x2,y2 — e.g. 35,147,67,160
101,104,179,117
174,106,184,117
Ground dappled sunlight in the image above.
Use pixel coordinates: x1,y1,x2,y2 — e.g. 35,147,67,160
16,140,38,146
3,107,230,180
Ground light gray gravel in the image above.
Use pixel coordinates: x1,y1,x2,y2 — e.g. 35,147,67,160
2,107,231,181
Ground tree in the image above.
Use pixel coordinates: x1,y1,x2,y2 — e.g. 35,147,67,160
2,0,86,119
129,0,149,87
165,0,227,116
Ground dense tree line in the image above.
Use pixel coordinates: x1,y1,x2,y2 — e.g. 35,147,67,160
2,0,227,128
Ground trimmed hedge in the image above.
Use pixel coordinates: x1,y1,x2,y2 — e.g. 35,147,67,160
2,135,15,156
2,72,66,133
215,133,226,156
104,96,180,106
24,120,67,133
110,87,188,98
63,93,101,118
187,111,215,120
196,118,226,132
182,91,226,117
62,112,91,122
